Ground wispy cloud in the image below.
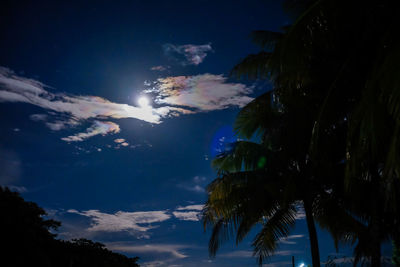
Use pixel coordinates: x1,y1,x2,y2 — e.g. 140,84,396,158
177,176,208,193
65,203,204,234
163,43,212,65
172,211,201,221
176,204,203,211
0,67,161,122
0,67,165,141
61,121,120,142
67,209,171,234
220,250,254,258
144,74,253,112
172,204,203,221
106,242,190,259
150,65,169,72
278,234,304,245
1,67,253,142
6,185,27,193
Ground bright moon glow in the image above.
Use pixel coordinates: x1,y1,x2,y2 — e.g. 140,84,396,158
138,96,150,107
299,263,305,267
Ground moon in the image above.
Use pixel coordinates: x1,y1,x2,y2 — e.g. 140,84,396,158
138,96,150,107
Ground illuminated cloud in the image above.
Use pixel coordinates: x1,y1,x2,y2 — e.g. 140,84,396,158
279,234,304,245
176,204,203,211
172,211,200,221
114,138,126,143
61,121,120,142
163,43,212,65
144,74,253,112
0,67,254,142
106,242,189,259
67,209,171,233
0,67,163,124
173,204,203,221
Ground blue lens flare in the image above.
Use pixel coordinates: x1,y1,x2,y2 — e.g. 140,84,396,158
210,126,237,158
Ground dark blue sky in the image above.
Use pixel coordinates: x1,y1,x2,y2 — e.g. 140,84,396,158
0,1,392,266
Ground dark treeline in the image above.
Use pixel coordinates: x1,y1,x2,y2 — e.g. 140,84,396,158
202,0,400,266
0,186,140,267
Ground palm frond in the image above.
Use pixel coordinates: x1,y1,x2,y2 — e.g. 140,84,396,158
212,141,268,172
250,30,283,50
231,51,272,80
252,205,297,265
234,91,279,139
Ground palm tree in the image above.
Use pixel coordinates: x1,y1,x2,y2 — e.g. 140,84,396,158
203,90,326,266
269,1,400,265
204,0,400,265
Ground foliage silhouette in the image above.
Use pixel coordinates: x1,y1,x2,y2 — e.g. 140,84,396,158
0,186,140,267
204,0,400,266
394,240,400,267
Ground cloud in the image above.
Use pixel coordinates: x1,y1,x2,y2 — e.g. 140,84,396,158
114,138,126,143
181,185,204,193
59,203,205,239
278,234,304,245
30,113,48,121
106,242,189,259
163,43,212,65
30,113,79,131
67,209,171,234
151,65,169,72
172,211,200,221
45,120,76,131
61,121,120,142
220,250,254,258
177,176,208,193
176,205,203,211
6,185,27,193
1,67,254,142
172,204,203,221
295,205,306,220
144,74,253,112
0,67,173,141
0,67,162,123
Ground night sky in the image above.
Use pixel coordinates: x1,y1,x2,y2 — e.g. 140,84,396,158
0,1,392,266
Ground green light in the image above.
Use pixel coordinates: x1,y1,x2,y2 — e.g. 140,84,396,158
257,156,267,168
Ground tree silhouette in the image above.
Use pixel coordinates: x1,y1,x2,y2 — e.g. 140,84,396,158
203,88,328,266
394,240,400,266
0,186,140,267
204,0,400,266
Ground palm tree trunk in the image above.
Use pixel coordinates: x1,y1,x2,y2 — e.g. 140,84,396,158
370,168,381,267
304,199,320,267
370,240,381,267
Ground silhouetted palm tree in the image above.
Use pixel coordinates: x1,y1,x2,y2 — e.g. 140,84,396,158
204,1,400,266
203,91,326,266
